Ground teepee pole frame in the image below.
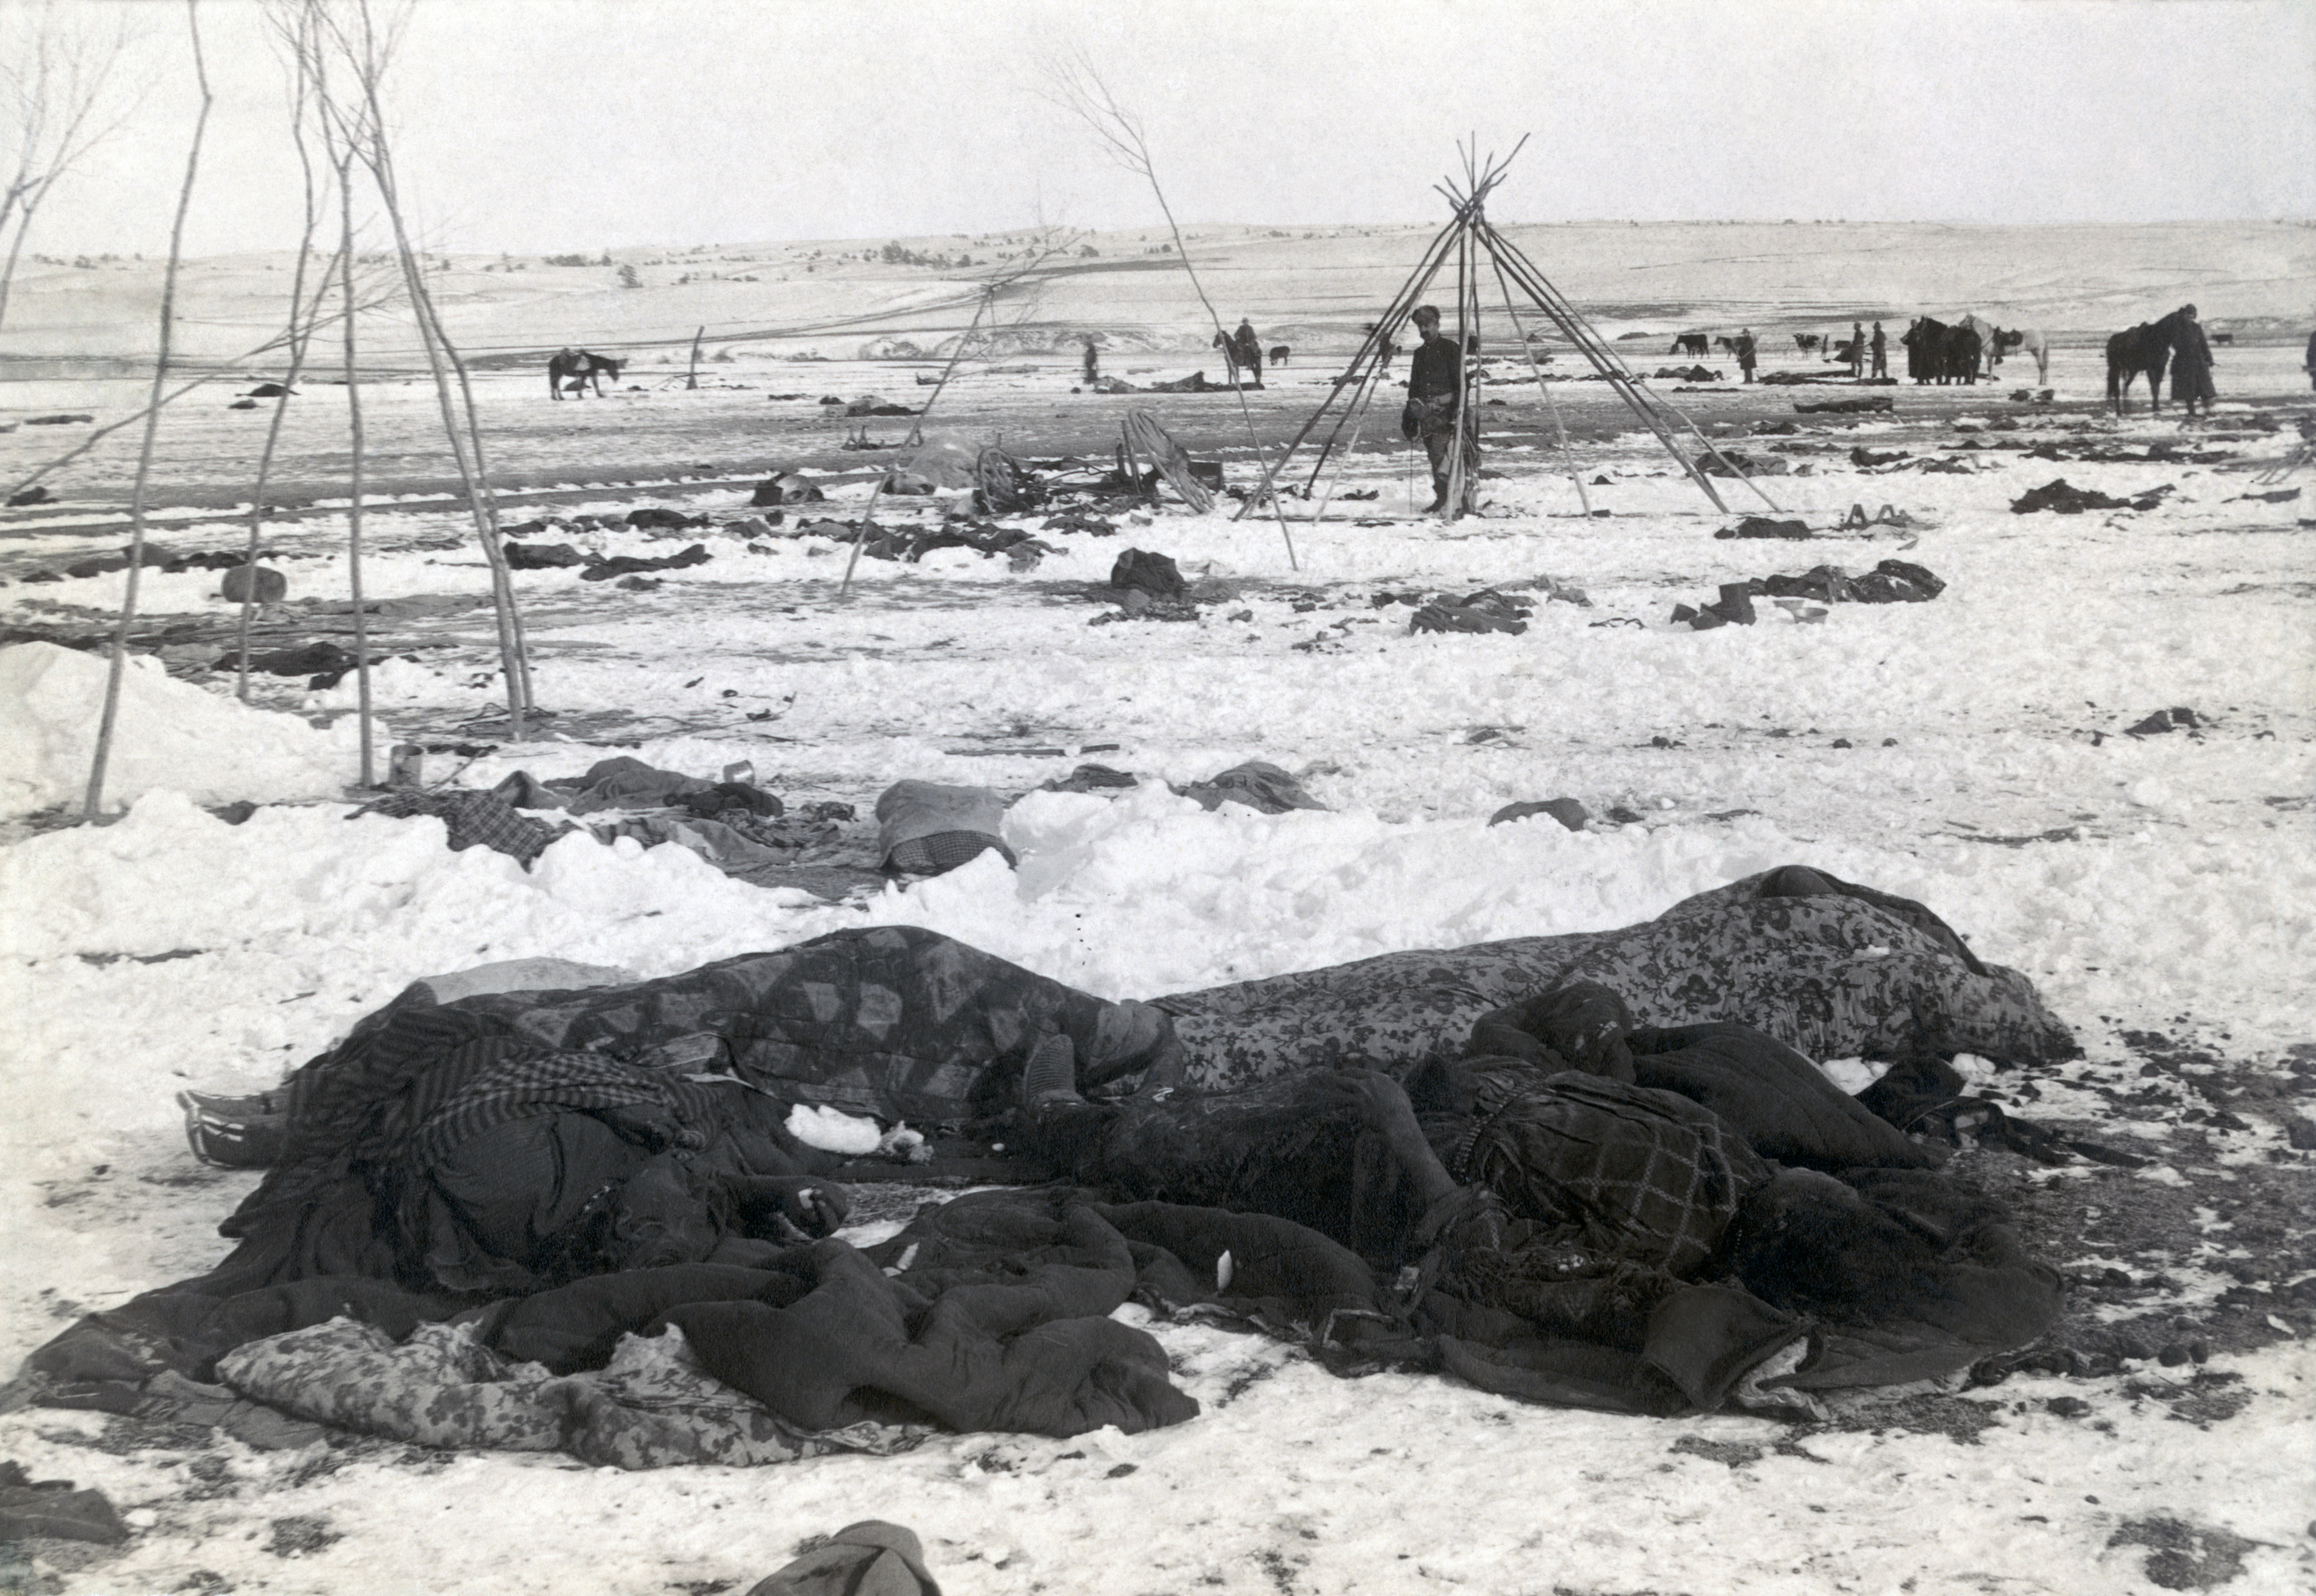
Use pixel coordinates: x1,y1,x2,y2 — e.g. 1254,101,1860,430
1253,140,1781,521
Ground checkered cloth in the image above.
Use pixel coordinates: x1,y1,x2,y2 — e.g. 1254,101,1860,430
355,791,565,866
1457,1067,1769,1278
408,1049,705,1169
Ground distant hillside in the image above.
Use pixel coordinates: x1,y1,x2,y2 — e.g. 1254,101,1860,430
3,220,2308,373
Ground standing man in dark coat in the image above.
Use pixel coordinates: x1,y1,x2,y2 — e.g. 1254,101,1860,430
1849,321,1866,378
1082,337,1100,386
1400,304,1475,516
2169,304,2216,417
2304,328,2316,391
1870,321,1889,379
1735,328,1758,383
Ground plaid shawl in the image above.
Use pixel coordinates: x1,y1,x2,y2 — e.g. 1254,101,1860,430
1458,1068,1769,1279
355,791,564,866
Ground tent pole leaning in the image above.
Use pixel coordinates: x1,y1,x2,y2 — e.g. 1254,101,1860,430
238,25,332,704
906,284,994,448
86,0,212,819
1485,222,1776,512
1234,208,1466,517
1480,223,1734,513
1485,247,1589,515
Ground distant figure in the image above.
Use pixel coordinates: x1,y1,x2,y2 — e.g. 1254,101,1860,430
1849,321,1866,378
2168,304,2216,417
1735,328,1758,383
1401,304,1475,516
1870,321,1888,379
2304,328,2316,391
1082,337,1100,385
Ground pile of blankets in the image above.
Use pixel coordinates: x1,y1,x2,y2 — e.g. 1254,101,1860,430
16,868,2078,1467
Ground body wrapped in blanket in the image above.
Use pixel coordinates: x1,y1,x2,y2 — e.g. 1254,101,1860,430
23,867,2072,1459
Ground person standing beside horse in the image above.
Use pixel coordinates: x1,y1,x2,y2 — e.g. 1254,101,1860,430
1400,304,1476,516
2168,305,2216,417
1735,328,1758,384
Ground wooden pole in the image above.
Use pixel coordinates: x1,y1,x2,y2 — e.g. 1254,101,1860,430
686,324,702,389
237,7,330,703
86,0,211,819
1485,246,1590,515
335,149,374,787
905,285,994,448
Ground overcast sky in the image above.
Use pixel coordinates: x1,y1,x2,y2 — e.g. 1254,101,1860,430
22,0,2316,258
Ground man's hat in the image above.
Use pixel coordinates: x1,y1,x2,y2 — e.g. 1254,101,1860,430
1412,304,1441,324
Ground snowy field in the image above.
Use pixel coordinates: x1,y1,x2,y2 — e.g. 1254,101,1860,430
1,230,2313,1594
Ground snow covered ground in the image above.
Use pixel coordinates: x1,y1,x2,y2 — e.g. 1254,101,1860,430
0,258,2312,1592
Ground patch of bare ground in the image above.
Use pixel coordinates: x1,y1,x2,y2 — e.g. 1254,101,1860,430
2106,1515,2264,1590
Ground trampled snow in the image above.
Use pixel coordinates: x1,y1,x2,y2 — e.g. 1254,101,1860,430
0,298,2310,1591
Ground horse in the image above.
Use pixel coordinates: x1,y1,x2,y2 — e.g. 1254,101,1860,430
548,348,624,399
1998,328,2050,385
1212,329,1264,387
1794,333,1822,355
2106,310,2190,415
1713,335,1740,355
1268,344,1290,366
1670,333,1709,357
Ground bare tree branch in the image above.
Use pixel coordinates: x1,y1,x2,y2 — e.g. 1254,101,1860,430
1037,50,1299,567
0,0,146,329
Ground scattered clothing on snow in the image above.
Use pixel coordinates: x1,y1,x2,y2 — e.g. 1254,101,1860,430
874,781,1015,875
1488,798,1589,831
2009,478,2173,515
353,789,567,867
1411,590,1531,635
579,543,712,582
1172,760,1327,815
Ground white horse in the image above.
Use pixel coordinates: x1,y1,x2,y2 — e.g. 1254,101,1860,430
2003,327,2052,385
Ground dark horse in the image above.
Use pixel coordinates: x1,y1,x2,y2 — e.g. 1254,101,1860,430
548,348,625,400
1212,328,1264,388
2105,310,2188,415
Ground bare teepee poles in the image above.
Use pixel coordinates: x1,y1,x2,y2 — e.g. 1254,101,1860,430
85,0,211,818
1247,141,1777,522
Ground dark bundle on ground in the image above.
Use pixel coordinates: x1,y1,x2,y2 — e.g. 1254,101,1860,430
1794,396,1894,414
1412,589,1532,635
505,541,586,570
580,544,712,581
1487,798,1590,833
216,640,357,679
1110,548,1186,599
2010,478,2173,515
1755,558,1944,604
1714,516,1811,540
852,521,1051,567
